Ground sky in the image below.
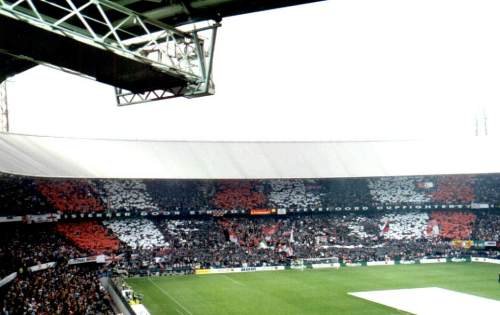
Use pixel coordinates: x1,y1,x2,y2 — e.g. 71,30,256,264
5,0,500,141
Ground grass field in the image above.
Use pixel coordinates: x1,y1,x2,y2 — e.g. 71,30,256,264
126,263,500,315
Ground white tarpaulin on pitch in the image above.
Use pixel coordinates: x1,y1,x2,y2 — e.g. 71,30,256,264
350,287,500,315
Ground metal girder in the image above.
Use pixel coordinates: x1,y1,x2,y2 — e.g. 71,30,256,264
114,0,327,27
115,21,219,105
0,52,37,83
0,0,219,105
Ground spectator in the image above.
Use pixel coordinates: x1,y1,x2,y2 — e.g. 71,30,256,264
36,180,104,213
0,224,112,315
103,218,168,250
368,176,432,205
268,179,323,210
95,180,158,213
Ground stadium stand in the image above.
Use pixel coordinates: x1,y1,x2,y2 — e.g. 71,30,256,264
146,180,210,211
471,211,500,241
321,178,372,207
56,221,120,254
473,174,500,204
345,214,380,240
0,174,499,216
97,211,496,275
212,180,267,210
0,223,78,281
431,175,475,204
428,211,476,240
95,180,158,213
268,179,323,210
5,177,499,311
368,176,433,205
0,224,112,315
0,175,52,215
156,218,231,269
103,219,168,250
379,212,429,240
36,179,105,213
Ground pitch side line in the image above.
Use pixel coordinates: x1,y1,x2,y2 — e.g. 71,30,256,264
221,274,244,286
147,278,193,315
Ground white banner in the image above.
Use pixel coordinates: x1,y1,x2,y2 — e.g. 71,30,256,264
345,263,363,267
28,262,56,272
197,266,285,275
420,258,446,264
68,257,91,265
208,268,242,274
0,216,22,223
471,203,489,209
68,255,110,265
25,213,60,224
367,261,395,266
256,266,285,272
471,257,500,264
399,260,416,265
312,263,341,269
277,209,287,215
0,272,16,288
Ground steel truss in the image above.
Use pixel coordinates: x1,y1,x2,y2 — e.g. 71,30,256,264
0,0,219,105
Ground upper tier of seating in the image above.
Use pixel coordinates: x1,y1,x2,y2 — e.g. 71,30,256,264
0,174,499,214
36,179,104,213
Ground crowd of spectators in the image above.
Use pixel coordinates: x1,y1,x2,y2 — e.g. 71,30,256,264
212,181,267,210
3,173,500,216
471,211,500,240
473,174,500,204
3,172,500,315
3,210,495,281
0,175,52,215
0,209,498,313
379,212,429,240
112,219,225,275
428,211,476,240
320,178,372,207
0,224,112,315
344,214,380,240
368,176,432,205
102,210,500,275
146,180,211,211
268,179,323,210
56,222,120,254
36,180,104,213
95,180,158,213
2,264,112,315
0,224,82,280
431,175,475,204
103,219,167,250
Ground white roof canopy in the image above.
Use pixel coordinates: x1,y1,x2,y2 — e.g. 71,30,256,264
0,132,497,179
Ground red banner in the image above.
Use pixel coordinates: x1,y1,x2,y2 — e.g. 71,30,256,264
250,209,276,215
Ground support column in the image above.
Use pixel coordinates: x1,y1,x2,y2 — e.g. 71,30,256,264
0,81,8,132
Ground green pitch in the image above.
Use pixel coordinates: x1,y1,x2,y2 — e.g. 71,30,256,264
126,263,500,315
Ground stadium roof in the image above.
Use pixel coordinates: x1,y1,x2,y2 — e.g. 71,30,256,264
0,132,498,179
109,0,327,27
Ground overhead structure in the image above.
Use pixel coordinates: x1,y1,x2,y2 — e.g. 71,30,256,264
0,0,325,105
110,0,327,27
0,132,499,179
